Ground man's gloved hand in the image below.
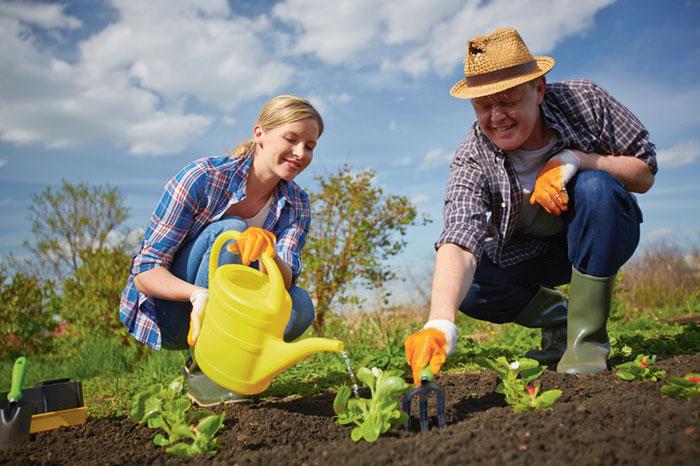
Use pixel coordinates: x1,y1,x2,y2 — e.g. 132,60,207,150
187,288,208,347
404,320,458,387
227,227,276,265
530,149,581,216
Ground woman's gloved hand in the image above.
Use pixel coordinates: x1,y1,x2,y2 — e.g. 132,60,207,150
404,320,458,386
227,227,276,265
530,149,581,216
187,288,208,346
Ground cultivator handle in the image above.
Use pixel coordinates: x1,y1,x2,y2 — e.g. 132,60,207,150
402,376,446,433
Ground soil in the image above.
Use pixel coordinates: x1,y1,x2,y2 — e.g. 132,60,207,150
2,353,698,466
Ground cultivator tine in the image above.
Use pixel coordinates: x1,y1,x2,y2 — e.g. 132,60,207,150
402,376,446,432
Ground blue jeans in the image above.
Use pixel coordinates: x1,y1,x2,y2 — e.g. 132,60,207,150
460,170,642,324
154,217,315,350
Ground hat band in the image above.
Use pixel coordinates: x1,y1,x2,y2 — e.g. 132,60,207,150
464,60,538,87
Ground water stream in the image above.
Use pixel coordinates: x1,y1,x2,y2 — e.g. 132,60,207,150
339,351,360,398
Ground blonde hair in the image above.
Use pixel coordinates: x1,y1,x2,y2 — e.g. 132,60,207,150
231,95,324,157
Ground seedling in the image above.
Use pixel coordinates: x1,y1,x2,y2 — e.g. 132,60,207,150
614,354,666,382
660,373,700,400
129,376,224,457
477,357,562,413
333,366,411,442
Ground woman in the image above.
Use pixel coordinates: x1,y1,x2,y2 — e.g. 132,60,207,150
119,95,323,405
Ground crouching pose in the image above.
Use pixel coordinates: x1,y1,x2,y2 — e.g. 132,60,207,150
120,95,323,405
405,27,656,385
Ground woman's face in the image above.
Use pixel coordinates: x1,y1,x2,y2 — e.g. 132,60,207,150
253,117,320,182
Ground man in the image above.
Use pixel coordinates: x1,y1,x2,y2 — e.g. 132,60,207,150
405,27,656,385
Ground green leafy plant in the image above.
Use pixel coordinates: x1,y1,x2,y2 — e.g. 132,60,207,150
129,377,225,456
477,357,562,413
614,354,666,381
660,373,700,400
363,335,406,371
333,366,411,442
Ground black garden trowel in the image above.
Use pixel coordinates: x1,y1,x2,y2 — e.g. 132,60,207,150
0,357,34,449
402,368,446,433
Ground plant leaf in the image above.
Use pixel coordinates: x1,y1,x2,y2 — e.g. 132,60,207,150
196,415,224,439
165,442,194,457
333,385,351,414
153,433,170,446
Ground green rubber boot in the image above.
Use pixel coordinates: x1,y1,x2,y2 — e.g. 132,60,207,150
513,287,568,365
557,268,614,374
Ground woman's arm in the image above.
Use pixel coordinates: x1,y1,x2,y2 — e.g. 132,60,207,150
133,266,204,301
259,255,293,289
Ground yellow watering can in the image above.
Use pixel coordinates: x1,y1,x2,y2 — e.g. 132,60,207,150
193,230,344,395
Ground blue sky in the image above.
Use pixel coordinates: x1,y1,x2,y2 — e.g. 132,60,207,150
1,0,699,301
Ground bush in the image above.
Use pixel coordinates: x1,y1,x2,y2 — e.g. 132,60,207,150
61,247,135,346
0,265,60,358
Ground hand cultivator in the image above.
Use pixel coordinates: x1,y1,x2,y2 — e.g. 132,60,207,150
402,374,446,433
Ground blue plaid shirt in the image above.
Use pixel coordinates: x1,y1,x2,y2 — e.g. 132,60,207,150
119,153,311,349
437,79,657,267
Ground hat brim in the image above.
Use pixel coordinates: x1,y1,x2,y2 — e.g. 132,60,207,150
450,56,555,100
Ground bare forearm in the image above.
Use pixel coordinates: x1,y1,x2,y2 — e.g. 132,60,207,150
574,151,655,193
134,266,203,301
260,254,293,289
428,244,478,322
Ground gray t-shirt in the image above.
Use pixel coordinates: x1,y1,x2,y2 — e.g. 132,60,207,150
507,136,564,238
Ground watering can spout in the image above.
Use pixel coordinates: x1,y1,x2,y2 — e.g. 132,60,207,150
254,336,344,384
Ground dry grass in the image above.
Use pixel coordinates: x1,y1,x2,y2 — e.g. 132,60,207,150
617,239,700,313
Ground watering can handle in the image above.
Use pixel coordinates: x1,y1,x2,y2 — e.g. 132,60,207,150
208,230,284,314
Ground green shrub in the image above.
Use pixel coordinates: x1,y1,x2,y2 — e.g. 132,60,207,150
0,266,60,358
61,247,134,346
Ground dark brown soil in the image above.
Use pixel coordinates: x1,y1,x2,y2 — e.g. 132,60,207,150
2,354,698,465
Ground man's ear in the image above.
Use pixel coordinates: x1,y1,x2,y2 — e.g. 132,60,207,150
536,76,546,103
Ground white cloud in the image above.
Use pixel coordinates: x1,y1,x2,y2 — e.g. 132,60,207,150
0,158,6,169
412,193,429,204
329,93,352,104
392,156,412,167
389,120,398,131
0,0,292,156
221,116,236,126
0,1,81,29
419,147,452,170
656,139,700,168
647,228,673,242
0,0,616,157
275,0,614,76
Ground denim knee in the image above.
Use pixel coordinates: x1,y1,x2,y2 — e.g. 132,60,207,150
565,170,641,277
199,217,249,242
284,286,316,342
569,170,620,215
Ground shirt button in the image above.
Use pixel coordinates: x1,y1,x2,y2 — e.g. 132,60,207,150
501,202,506,208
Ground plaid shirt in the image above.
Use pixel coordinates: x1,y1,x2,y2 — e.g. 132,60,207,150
119,153,311,349
437,79,657,267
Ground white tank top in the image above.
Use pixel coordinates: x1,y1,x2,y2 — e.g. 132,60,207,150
244,195,274,228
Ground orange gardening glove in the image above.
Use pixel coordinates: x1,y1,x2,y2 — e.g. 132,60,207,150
226,227,276,265
405,328,448,387
529,149,581,216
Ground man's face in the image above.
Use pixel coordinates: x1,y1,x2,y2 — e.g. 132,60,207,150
471,78,545,151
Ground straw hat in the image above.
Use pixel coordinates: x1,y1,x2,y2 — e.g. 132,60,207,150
450,27,555,100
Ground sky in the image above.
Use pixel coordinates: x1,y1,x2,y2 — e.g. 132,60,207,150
1,0,699,303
